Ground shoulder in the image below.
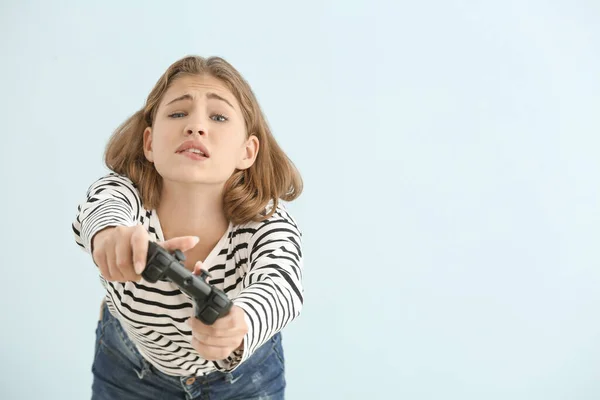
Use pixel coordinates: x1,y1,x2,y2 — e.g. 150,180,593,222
86,172,138,193
84,172,145,213
231,202,302,254
237,202,301,234
264,202,301,234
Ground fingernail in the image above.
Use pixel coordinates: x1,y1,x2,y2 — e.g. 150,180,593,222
135,261,143,274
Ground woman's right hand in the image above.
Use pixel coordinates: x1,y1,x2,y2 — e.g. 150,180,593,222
91,225,200,282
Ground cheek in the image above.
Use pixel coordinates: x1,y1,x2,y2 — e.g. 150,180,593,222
150,126,176,155
218,137,246,163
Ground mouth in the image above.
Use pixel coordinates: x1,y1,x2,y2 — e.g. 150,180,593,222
176,140,210,158
179,148,207,157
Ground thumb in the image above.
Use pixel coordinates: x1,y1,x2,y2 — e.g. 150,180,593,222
158,236,200,253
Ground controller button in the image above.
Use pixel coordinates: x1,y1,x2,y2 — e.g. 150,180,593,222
174,249,186,262
213,294,228,308
157,254,169,266
149,266,160,277
200,307,219,323
199,270,212,281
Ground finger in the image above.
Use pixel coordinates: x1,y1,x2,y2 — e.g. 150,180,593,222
95,251,110,281
187,315,243,338
191,332,242,348
115,234,135,280
158,236,200,253
211,312,236,330
106,245,125,282
131,227,149,275
192,261,204,276
191,338,233,361
107,259,125,282
210,308,246,332
186,317,216,336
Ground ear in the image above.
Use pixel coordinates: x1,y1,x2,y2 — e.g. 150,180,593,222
143,127,154,162
236,135,259,170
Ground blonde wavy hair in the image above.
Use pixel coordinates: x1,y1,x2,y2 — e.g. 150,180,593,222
104,55,302,225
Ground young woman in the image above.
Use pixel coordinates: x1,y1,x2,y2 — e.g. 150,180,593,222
72,55,304,400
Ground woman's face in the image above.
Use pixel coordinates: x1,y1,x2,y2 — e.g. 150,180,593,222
143,74,258,186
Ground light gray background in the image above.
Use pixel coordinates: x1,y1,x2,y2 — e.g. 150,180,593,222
1,1,598,399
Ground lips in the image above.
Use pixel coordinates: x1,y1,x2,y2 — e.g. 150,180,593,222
175,140,210,158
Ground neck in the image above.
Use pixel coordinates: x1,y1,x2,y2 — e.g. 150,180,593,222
156,181,229,240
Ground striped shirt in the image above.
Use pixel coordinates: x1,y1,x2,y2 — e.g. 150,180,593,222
72,173,303,376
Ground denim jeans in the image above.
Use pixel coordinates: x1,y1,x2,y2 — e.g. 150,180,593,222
91,302,286,400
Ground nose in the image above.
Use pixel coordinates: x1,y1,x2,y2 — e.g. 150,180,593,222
184,122,206,136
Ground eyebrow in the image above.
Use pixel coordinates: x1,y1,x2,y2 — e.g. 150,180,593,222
165,92,235,109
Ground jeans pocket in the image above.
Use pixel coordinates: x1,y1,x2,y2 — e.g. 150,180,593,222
101,322,133,361
96,308,145,371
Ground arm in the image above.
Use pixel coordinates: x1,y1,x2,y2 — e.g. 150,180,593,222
72,173,142,254
228,206,304,368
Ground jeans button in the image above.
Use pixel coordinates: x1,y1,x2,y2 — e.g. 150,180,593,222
186,377,196,385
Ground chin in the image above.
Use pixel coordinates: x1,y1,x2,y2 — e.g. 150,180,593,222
155,165,197,181
156,162,231,185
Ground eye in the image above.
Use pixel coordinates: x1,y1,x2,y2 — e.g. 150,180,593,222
168,112,187,118
211,114,228,122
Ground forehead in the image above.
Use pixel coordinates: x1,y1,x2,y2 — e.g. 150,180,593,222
161,74,239,109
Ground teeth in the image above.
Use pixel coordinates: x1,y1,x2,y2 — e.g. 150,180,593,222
184,148,205,156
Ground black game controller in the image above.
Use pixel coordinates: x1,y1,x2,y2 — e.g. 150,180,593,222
142,241,232,325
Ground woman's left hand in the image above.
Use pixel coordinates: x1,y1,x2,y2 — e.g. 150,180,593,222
187,261,248,361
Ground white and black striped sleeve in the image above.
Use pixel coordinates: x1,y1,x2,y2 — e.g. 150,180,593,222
231,207,304,368
72,173,142,254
